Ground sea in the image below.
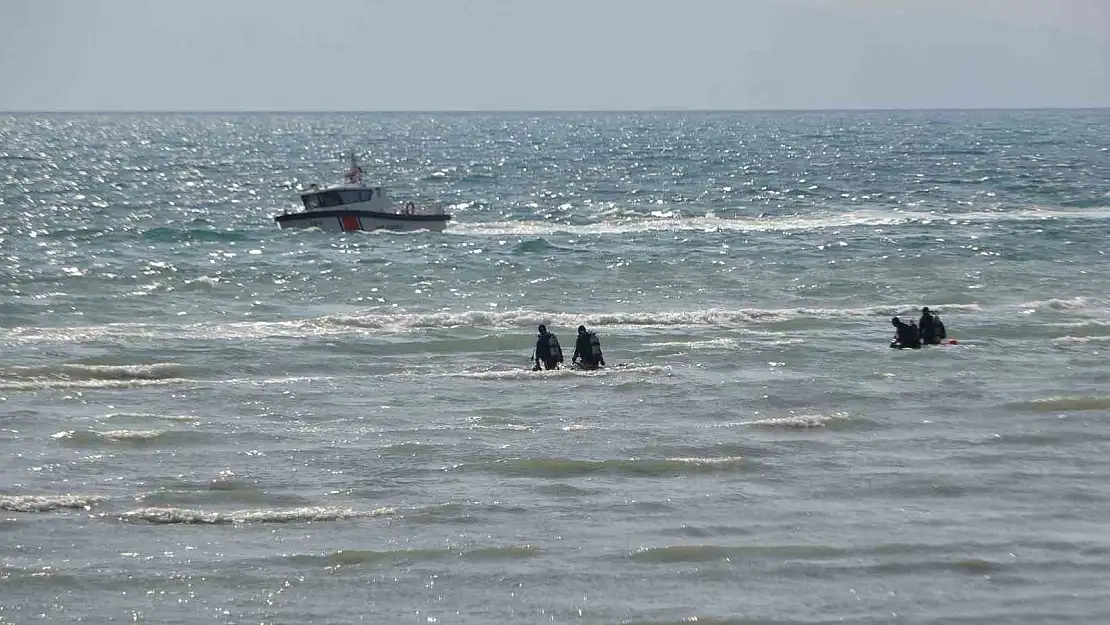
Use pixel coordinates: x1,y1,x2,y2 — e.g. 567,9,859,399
1,110,1109,624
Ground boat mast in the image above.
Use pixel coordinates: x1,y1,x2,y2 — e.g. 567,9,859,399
344,151,363,184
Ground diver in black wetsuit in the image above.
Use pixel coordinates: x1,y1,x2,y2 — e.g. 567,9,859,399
572,325,606,370
918,307,940,345
531,325,564,370
890,316,922,349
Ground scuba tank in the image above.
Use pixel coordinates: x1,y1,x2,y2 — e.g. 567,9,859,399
547,334,563,362
588,331,603,359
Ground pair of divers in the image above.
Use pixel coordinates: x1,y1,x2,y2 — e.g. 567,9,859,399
531,324,606,371
891,307,952,349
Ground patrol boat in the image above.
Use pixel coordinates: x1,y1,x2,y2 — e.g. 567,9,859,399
274,153,452,233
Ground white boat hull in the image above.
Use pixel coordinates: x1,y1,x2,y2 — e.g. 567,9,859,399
275,209,450,233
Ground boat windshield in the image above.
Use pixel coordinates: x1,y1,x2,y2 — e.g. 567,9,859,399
303,189,375,209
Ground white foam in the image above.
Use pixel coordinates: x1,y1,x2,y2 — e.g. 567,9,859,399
4,362,182,380
101,412,201,423
51,428,169,442
454,363,670,380
1022,297,1093,312
0,494,104,512
741,413,850,428
447,206,1110,238
119,505,396,524
0,378,186,391
0,362,187,390
645,338,742,350
665,456,746,466
470,423,534,431
0,304,984,345
94,429,167,441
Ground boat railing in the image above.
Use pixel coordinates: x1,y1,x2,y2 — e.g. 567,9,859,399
398,201,449,217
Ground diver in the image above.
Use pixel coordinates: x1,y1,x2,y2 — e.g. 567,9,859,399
572,325,606,370
932,308,947,342
890,316,922,349
531,324,564,371
918,307,942,345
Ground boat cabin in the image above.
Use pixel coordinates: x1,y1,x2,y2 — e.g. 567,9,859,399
301,186,388,210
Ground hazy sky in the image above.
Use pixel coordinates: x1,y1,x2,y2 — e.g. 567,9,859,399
1,0,1107,111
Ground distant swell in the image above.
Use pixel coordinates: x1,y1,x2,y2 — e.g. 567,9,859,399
630,543,843,563
289,544,540,568
0,362,189,390
141,226,248,242
119,505,396,525
0,494,104,513
1007,396,1110,413
481,456,746,478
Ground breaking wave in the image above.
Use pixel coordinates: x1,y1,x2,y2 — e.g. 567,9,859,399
0,304,984,344
1021,297,1093,312
51,428,210,446
0,362,189,390
0,494,105,512
741,412,852,429
118,505,396,525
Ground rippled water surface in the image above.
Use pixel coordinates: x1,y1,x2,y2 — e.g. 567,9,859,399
2,110,1110,624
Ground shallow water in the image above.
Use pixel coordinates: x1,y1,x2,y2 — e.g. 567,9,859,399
2,110,1110,623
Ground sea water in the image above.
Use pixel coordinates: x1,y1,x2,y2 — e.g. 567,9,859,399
2,110,1109,623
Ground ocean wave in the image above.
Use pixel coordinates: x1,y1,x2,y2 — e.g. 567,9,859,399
0,362,190,390
1006,395,1110,413
288,544,540,568
378,441,449,457
478,456,747,478
118,505,396,525
454,363,670,381
2,362,184,381
741,412,852,429
401,503,479,525
0,378,188,391
300,304,979,335
644,338,742,350
1053,335,1110,346
511,237,560,253
703,412,855,430
1021,297,1093,312
1,305,984,344
141,226,248,243
55,428,165,442
100,412,201,424
629,543,843,563
0,494,104,512
51,428,209,446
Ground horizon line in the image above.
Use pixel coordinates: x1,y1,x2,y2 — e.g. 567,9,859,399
2,105,1109,115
